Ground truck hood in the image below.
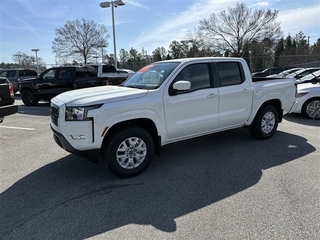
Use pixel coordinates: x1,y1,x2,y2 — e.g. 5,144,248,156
54,85,148,106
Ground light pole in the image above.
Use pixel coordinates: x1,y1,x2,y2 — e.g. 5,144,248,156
31,49,40,73
100,0,125,69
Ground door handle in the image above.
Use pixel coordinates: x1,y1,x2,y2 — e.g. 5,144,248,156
207,93,216,98
241,89,249,93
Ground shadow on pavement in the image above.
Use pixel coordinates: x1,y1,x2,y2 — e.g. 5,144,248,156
284,113,320,127
15,93,51,117
0,128,316,239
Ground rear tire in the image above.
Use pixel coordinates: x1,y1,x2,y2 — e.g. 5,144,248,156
21,89,39,106
102,126,154,178
249,105,279,140
302,98,320,120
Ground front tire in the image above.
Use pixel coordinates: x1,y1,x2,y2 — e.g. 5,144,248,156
21,89,39,106
302,98,320,120
249,105,279,140
102,126,155,178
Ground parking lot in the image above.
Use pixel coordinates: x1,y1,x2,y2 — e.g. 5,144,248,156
0,96,320,239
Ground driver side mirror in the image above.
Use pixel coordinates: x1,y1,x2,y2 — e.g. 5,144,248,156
169,80,191,96
173,80,191,91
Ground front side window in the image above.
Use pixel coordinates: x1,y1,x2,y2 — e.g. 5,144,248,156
172,63,210,93
42,69,56,80
123,62,180,89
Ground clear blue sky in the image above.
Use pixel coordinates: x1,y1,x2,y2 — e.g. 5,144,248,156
0,0,319,65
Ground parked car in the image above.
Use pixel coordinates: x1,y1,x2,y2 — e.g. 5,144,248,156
117,68,135,74
267,68,303,78
0,68,38,92
285,68,320,79
297,70,320,84
0,77,18,123
252,66,293,77
291,82,320,119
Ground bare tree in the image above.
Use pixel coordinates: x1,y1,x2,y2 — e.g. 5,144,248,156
12,51,45,69
199,3,281,57
52,19,109,64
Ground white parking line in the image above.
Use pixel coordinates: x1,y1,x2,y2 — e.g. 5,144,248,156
0,126,35,131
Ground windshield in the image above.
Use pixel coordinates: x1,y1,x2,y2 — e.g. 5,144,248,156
122,62,180,89
299,70,320,81
286,69,306,78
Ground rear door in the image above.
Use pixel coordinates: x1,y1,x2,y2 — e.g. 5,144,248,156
216,62,253,128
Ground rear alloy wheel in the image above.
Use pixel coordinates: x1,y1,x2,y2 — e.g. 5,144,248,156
249,105,279,140
103,126,154,178
302,98,320,120
21,90,39,106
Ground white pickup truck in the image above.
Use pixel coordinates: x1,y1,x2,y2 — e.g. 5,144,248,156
50,57,297,177
87,64,134,84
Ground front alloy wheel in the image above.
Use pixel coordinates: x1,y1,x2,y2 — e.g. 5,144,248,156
103,126,154,178
116,137,147,169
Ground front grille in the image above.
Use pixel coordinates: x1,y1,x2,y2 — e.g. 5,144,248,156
50,104,59,126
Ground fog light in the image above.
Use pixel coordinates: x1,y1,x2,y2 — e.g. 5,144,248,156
71,135,86,140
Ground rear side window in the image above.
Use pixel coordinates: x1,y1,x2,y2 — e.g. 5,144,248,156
102,65,116,73
19,71,26,76
20,70,37,76
7,70,16,78
217,62,243,87
76,68,97,77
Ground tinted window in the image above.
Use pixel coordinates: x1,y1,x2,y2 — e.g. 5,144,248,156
0,71,7,77
7,70,16,78
217,62,243,87
102,65,116,73
42,69,56,80
76,68,97,77
19,70,26,76
174,63,210,92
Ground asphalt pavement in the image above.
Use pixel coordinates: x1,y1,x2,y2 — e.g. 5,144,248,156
0,97,319,239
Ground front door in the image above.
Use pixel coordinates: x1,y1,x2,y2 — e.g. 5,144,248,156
163,63,219,140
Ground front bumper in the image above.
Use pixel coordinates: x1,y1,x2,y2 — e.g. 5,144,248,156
51,126,100,162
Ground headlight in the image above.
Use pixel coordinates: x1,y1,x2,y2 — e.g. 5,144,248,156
65,104,102,121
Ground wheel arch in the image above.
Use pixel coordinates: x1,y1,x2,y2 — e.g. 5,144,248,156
19,86,35,94
101,118,161,155
255,99,283,123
